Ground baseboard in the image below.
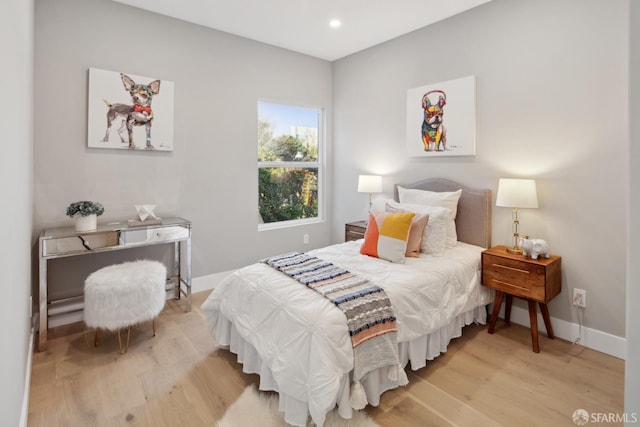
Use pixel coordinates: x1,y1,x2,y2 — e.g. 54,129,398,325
501,304,626,360
192,270,235,293
20,320,35,427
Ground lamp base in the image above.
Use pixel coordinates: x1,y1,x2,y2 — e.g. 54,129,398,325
506,246,523,255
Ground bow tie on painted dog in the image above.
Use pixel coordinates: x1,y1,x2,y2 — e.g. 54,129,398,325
134,105,152,114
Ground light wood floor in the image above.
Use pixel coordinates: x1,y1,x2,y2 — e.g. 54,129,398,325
28,291,624,427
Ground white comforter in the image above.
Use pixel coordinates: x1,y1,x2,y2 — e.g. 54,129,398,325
201,240,492,425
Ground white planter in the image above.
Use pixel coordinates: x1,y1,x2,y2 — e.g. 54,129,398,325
75,214,97,232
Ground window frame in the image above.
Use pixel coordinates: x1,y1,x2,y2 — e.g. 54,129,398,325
257,101,325,231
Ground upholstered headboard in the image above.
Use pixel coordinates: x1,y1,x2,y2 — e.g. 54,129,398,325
394,178,492,249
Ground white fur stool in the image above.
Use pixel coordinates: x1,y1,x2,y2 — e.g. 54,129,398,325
84,260,166,353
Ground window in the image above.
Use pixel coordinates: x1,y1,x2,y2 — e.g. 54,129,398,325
258,101,322,228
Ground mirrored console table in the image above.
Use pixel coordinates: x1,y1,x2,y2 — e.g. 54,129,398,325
38,217,192,352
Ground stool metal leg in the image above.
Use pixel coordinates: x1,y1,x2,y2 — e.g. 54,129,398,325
152,318,156,336
117,329,124,354
116,326,133,354
125,325,131,353
94,329,100,347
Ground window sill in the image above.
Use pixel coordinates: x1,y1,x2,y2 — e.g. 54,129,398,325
258,217,324,231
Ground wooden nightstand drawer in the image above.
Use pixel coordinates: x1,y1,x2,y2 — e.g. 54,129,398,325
481,246,561,303
345,221,367,242
482,254,546,300
482,245,562,353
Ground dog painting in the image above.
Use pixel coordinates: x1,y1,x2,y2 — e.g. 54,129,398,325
88,68,174,151
406,76,476,157
421,90,447,152
102,74,160,149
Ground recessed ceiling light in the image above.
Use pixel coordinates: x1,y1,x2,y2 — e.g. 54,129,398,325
329,19,341,28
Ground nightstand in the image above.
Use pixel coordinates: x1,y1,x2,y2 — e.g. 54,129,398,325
345,221,367,242
481,245,562,353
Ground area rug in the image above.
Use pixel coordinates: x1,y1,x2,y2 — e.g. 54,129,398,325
217,385,380,427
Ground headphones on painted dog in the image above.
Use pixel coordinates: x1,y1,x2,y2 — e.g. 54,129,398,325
422,90,447,109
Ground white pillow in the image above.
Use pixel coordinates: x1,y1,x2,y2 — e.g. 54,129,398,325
397,187,462,219
385,200,451,256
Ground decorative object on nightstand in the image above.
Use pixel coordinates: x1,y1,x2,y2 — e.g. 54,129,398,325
482,245,561,353
357,175,383,214
519,236,550,259
345,220,367,242
496,178,538,254
65,200,105,232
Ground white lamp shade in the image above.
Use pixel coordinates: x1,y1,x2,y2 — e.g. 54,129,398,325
496,178,538,208
358,175,383,193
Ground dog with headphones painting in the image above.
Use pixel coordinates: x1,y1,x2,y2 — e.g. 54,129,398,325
421,90,447,152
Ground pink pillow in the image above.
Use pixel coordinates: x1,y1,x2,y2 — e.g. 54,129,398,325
404,213,429,257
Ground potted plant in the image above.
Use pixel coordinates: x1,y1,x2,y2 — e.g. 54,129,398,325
66,201,105,232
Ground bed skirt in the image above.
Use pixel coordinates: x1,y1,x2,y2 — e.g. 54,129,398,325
211,305,488,426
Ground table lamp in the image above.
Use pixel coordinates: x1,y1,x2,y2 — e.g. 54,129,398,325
496,178,538,254
358,175,383,215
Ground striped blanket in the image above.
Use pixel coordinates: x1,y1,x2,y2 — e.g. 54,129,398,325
262,252,408,408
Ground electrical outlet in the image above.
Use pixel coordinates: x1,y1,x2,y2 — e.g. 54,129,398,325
303,233,309,245
573,288,586,308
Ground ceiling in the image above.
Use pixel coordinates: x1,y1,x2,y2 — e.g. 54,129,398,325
113,0,491,61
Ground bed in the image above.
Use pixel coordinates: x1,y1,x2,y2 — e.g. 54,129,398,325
201,178,493,426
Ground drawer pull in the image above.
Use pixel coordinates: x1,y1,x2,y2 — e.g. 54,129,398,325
349,231,365,236
493,263,530,274
493,279,528,291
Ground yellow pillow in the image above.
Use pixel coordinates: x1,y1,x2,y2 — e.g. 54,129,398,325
360,211,415,263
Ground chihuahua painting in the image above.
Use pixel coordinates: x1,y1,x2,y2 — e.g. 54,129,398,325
421,90,447,152
101,73,161,149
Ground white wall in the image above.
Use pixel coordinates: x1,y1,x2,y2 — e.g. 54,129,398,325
332,0,629,341
0,0,34,425
626,1,639,421
34,0,333,297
